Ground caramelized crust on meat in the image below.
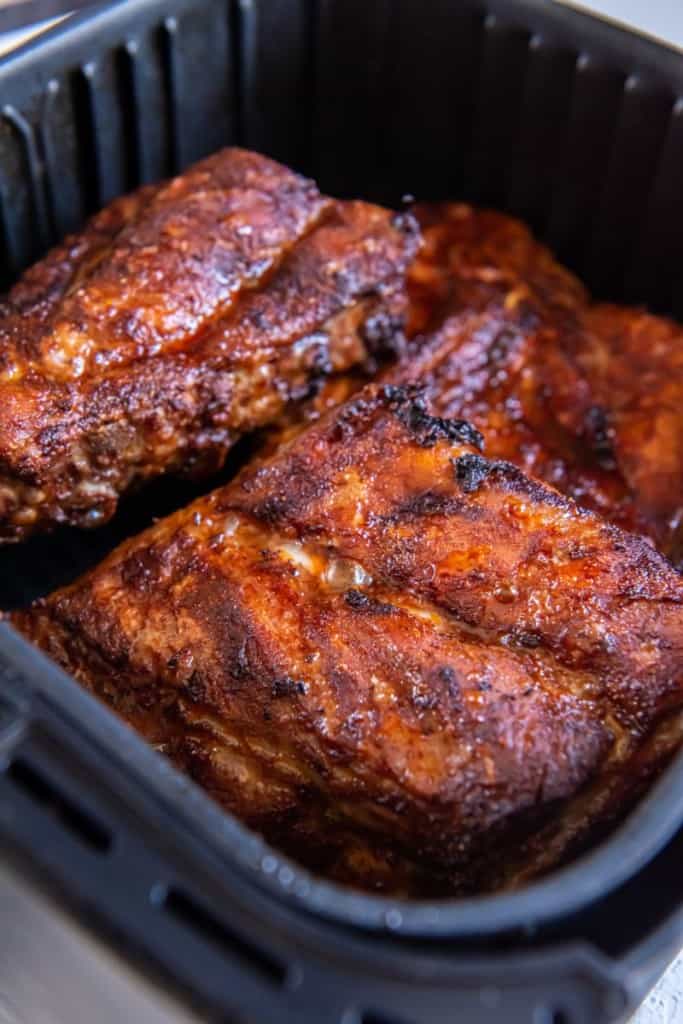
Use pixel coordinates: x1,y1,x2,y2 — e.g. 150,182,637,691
0,148,417,542
14,385,683,896
578,305,683,564
405,202,587,336
396,203,683,563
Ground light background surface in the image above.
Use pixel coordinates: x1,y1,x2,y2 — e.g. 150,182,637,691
556,0,683,50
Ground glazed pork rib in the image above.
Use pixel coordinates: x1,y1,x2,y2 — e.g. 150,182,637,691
14,384,683,896
0,147,417,542
579,304,683,566
397,203,683,563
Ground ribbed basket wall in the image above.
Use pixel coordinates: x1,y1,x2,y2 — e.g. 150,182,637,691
0,0,682,314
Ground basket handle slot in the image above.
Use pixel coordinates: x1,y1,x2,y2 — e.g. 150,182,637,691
7,755,112,854
162,885,286,987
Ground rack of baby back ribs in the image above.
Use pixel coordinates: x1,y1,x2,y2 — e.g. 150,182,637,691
2,0,683,1021
0,144,678,909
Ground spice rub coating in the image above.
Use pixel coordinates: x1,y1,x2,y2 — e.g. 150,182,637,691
15,384,683,895
0,148,418,541
395,203,683,563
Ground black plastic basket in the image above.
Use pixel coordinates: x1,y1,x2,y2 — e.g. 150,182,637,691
1,1,683,1022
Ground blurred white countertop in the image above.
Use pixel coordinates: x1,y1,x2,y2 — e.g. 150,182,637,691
556,0,683,51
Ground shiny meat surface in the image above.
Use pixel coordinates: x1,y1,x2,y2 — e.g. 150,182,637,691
397,204,683,563
405,202,587,337
14,384,683,896
0,148,417,542
579,304,683,565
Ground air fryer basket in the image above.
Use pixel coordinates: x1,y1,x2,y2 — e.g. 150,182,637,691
1,1,683,1022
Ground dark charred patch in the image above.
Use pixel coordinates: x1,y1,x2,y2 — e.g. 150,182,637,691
394,489,467,521
474,455,575,511
454,453,537,497
272,676,307,698
383,385,484,450
344,589,396,614
453,454,493,493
